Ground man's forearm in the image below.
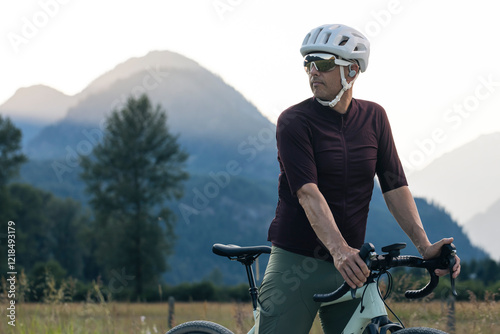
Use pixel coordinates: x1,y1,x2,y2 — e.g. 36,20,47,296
297,183,348,256
383,186,431,257
297,182,371,287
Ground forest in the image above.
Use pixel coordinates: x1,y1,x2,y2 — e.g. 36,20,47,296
1,94,499,304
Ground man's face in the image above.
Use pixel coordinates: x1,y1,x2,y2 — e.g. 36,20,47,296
308,64,343,101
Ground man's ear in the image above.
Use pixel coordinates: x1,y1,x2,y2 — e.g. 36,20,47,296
348,63,359,78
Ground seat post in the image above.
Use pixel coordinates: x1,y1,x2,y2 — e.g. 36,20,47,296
212,243,271,311
242,258,259,311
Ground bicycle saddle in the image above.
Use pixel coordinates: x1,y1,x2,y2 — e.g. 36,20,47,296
212,243,271,259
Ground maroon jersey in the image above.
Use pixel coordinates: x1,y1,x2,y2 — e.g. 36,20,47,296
268,97,407,259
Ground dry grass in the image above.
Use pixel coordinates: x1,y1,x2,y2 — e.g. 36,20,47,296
0,300,498,333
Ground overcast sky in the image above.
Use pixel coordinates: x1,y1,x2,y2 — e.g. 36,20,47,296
1,0,499,173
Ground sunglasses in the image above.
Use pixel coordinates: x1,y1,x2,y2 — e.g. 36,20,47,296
303,53,353,74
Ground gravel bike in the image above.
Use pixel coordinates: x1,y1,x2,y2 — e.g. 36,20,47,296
166,241,457,334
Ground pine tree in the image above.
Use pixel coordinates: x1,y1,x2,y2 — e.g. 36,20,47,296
0,115,27,248
80,94,188,298
0,116,26,275
0,115,27,187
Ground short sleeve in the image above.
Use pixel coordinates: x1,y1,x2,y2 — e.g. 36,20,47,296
375,107,408,192
277,110,318,196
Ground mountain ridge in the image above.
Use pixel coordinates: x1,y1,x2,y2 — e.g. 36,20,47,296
0,50,489,284
79,50,200,98
464,198,500,261
0,85,75,122
20,50,278,182
407,132,500,223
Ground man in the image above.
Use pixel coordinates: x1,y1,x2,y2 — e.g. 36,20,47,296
255,24,461,333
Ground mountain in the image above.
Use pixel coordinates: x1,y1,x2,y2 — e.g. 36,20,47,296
0,85,75,122
0,85,77,146
2,50,488,285
170,181,489,285
77,51,201,100
407,132,500,224
464,199,500,261
23,50,277,179
365,186,487,260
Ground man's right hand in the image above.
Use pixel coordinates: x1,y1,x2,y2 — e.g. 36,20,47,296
332,245,370,289
297,183,371,289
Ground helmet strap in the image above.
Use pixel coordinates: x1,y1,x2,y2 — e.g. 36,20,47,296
316,65,358,109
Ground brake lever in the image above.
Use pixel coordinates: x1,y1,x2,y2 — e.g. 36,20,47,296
449,261,457,297
440,244,458,297
350,243,376,299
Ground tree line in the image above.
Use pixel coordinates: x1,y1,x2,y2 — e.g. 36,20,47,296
0,95,187,301
1,94,499,302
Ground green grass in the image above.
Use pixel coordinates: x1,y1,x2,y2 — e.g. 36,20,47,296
0,300,498,333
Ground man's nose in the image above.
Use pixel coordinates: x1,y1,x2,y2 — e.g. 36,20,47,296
309,62,320,76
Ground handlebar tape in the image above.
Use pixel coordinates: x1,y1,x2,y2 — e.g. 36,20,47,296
313,282,350,303
313,243,455,302
404,268,439,299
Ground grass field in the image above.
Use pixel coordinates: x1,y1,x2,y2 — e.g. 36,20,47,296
0,300,499,333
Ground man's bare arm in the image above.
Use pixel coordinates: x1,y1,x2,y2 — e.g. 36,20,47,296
297,183,370,288
383,185,460,278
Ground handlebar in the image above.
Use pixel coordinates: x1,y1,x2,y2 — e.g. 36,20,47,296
313,242,457,303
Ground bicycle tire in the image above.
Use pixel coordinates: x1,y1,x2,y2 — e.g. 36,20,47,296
166,320,234,334
395,327,448,334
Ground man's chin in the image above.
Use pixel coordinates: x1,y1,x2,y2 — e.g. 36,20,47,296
314,94,332,101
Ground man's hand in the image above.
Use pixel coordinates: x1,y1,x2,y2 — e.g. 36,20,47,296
296,183,371,288
297,183,370,288
332,245,371,289
383,187,460,280
422,237,461,279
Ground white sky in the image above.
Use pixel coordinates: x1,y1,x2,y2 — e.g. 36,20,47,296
1,0,500,173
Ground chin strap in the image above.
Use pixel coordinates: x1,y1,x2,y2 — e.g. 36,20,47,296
316,65,358,108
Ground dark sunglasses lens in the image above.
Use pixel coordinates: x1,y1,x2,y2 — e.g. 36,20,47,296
304,55,336,73
315,59,336,71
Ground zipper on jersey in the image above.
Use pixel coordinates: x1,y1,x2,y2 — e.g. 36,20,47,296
339,114,348,223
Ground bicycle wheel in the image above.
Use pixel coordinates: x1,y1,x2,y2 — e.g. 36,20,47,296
166,320,235,334
395,327,448,334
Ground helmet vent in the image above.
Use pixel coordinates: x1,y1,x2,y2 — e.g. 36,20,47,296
311,27,324,43
339,37,350,46
355,43,367,52
352,32,365,39
321,32,332,44
300,24,370,72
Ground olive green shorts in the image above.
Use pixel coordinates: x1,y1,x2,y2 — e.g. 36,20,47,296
255,246,360,334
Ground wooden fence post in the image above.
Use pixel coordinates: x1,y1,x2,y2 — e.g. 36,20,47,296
447,295,456,334
168,296,175,329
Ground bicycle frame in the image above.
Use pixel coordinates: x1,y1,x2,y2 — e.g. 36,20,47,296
167,243,455,334
232,247,394,334
246,284,390,334
322,283,390,333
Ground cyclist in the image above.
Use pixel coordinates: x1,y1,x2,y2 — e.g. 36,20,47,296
257,24,461,334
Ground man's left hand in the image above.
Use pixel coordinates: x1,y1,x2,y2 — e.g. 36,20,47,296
422,237,461,279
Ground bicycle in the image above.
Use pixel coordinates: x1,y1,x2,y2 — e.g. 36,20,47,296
166,241,457,334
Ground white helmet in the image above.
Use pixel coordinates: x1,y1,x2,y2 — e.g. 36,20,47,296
300,24,370,72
